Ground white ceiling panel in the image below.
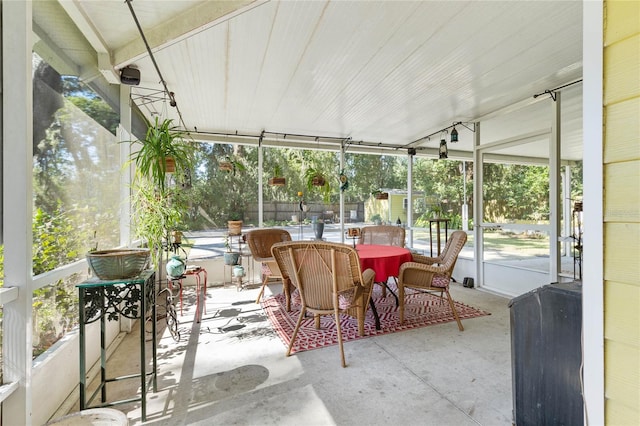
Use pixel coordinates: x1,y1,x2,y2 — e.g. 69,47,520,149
37,0,584,161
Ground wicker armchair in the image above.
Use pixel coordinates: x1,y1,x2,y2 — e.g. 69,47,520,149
246,228,292,307
271,241,376,367
397,230,467,331
358,225,406,247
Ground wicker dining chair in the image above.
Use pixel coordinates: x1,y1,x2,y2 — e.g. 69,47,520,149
358,225,406,297
246,228,293,307
358,225,406,247
271,241,376,367
397,230,467,331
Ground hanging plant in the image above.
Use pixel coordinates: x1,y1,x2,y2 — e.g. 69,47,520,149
129,117,195,193
303,167,331,203
268,165,286,186
219,156,246,175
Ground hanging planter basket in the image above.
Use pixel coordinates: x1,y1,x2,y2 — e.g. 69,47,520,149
375,192,389,200
163,157,176,173
268,177,286,186
219,162,233,172
311,176,326,186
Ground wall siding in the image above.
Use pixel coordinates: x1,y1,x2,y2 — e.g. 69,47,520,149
604,162,640,221
603,0,640,423
604,98,640,163
603,223,640,283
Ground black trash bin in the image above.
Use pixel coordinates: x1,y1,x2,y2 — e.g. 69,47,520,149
509,282,583,426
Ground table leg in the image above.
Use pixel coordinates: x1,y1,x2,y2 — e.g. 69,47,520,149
429,223,434,256
79,289,86,409
194,273,202,323
381,281,399,307
139,281,146,421
151,274,157,393
202,270,207,315
100,291,107,404
369,298,381,330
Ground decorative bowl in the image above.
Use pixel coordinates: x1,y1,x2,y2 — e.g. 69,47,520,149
86,249,151,280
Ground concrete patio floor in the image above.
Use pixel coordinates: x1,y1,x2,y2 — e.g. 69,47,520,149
68,276,514,426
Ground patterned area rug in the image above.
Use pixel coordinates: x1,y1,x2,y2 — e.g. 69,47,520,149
261,284,490,354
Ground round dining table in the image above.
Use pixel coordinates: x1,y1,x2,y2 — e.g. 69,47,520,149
355,244,413,328
355,244,413,283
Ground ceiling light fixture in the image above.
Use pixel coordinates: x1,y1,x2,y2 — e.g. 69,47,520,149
450,126,458,143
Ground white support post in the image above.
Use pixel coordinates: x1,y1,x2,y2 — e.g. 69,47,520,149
472,123,483,288
339,144,345,243
407,151,414,246
119,85,132,247
258,138,263,227
119,86,135,333
462,161,469,231
549,92,561,282
582,1,605,423
562,165,572,256
2,1,34,423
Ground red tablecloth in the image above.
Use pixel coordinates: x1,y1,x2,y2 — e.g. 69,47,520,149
356,244,413,282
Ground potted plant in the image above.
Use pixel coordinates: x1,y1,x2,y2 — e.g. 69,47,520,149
429,203,444,219
268,165,286,186
304,167,332,203
227,211,243,235
129,117,195,192
223,234,240,265
370,213,383,225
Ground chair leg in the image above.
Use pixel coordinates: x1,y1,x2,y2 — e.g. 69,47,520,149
283,279,292,311
287,306,306,357
356,301,366,336
445,288,464,331
255,275,269,304
398,283,405,324
334,309,346,368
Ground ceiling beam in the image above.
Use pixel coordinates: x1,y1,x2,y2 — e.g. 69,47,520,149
32,22,80,77
57,0,120,84
113,0,267,68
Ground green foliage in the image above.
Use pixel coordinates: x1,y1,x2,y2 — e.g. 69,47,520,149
3,204,85,358
32,205,86,275
66,95,119,135
131,174,188,266
481,163,550,222
174,143,582,232
342,154,406,202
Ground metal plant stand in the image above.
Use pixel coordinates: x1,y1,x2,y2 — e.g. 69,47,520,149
77,270,157,422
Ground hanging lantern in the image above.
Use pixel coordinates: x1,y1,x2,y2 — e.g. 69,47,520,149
439,139,448,159
450,126,459,142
